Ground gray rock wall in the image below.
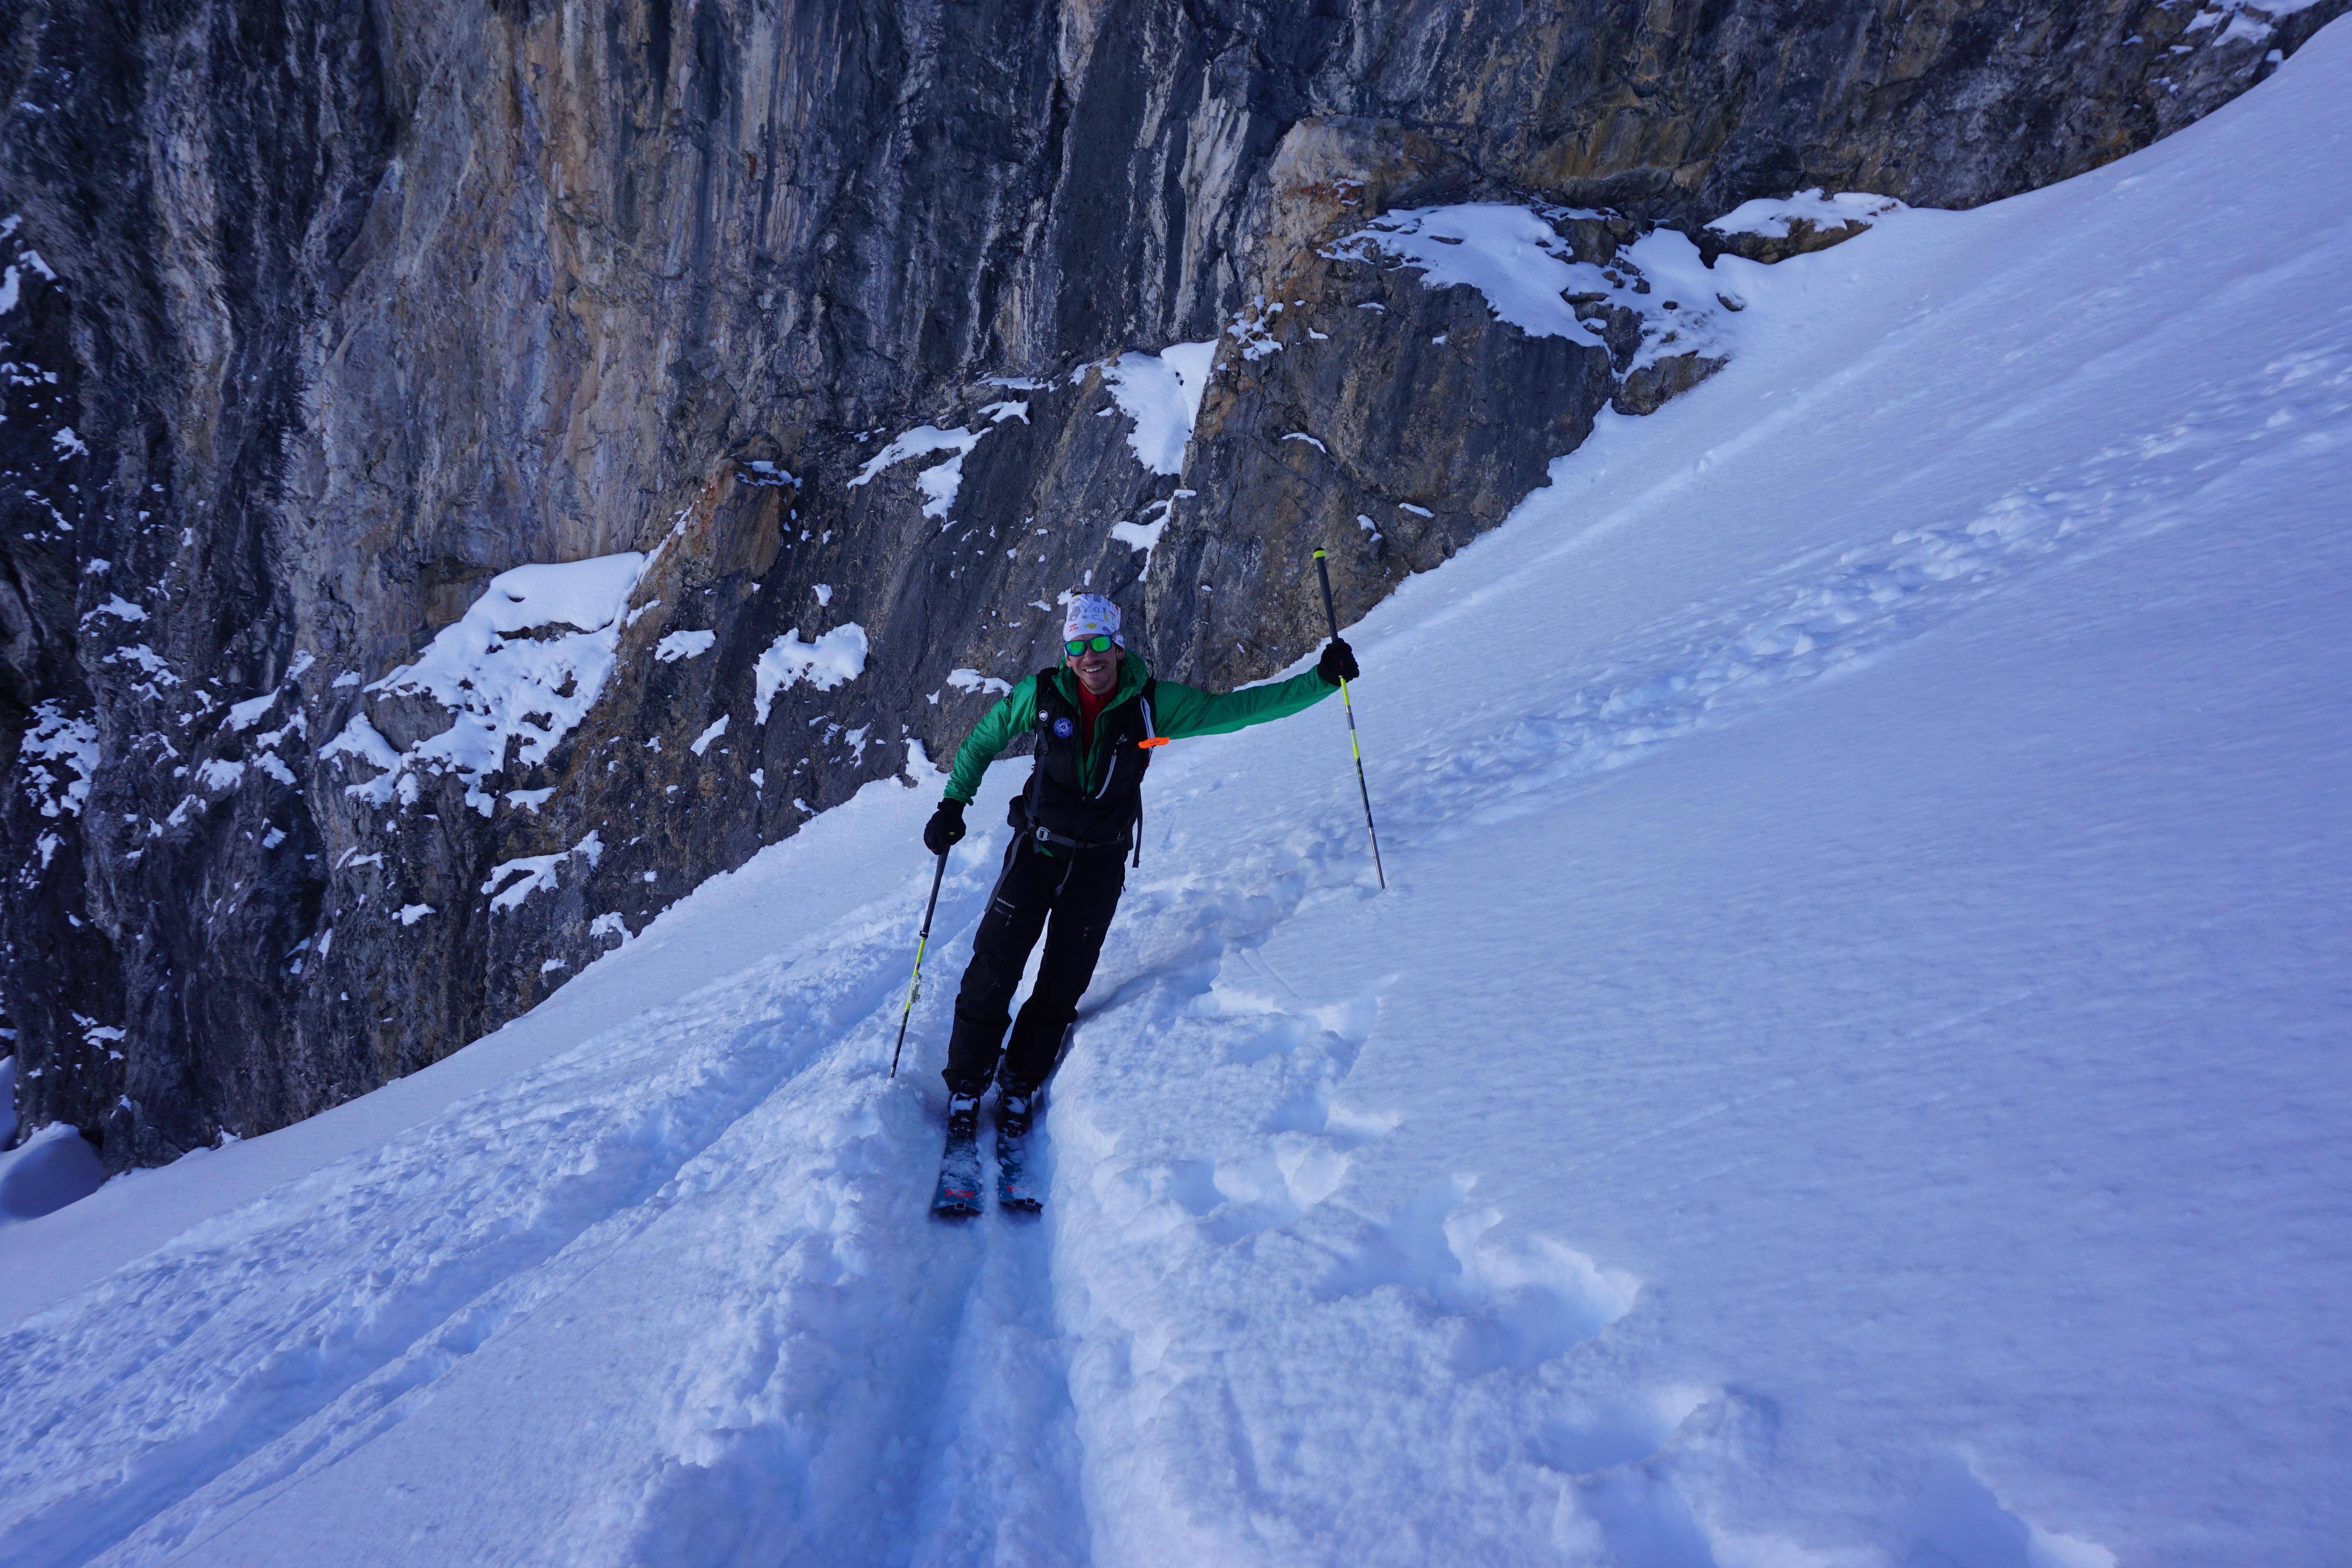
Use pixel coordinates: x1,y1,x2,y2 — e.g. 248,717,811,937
2,0,2338,1166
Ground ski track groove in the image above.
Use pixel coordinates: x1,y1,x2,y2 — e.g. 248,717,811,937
0,882,980,1568
3,372,2300,1568
8,187,2341,1566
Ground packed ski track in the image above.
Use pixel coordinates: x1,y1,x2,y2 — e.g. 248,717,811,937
5,26,2352,1567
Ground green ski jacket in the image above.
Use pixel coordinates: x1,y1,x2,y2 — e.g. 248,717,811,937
941,651,1337,806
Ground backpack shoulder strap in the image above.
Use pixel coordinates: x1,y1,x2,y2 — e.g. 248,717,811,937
1029,667,1070,731
1017,666,1065,826
1129,677,1161,867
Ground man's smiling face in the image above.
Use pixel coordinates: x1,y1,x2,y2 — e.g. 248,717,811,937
1067,639,1119,695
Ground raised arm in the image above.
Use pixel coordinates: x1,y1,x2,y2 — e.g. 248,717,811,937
1151,663,1338,740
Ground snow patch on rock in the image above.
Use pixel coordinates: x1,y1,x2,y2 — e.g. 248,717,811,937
653,629,715,663
1109,518,1167,559
1100,341,1216,474
1706,188,1904,240
19,703,96,818
851,426,987,519
754,624,869,722
483,830,606,914
945,668,1012,698
324,554,648,815
1329,202,1744,379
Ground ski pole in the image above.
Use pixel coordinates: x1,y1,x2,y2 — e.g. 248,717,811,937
889,850,951,1078
1313,548,1387,890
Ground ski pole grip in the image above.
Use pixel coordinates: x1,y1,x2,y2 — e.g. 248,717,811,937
1313,548,1341,639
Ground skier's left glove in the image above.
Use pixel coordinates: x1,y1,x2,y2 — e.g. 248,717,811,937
924,799,967,855
1317,637,1359,686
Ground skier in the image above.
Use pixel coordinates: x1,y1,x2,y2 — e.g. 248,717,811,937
923,592,1357,1146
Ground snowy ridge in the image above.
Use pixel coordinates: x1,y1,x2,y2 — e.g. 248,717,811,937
3,25,2351,1567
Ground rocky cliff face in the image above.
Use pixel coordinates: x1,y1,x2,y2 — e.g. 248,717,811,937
2,0,2337,1168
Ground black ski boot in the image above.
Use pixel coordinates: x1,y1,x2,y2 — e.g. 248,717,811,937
993,1083,1042,1215
931,1094,985,1219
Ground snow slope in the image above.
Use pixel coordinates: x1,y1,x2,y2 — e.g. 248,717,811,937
5,25,2351,1566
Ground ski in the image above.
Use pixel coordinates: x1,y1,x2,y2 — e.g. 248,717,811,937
995,1123,1042,1216
930,1125,984,1220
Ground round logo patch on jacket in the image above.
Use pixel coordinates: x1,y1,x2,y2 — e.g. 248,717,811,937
1052,716,1075,738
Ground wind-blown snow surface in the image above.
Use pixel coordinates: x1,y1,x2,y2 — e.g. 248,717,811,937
7,27,2352,1566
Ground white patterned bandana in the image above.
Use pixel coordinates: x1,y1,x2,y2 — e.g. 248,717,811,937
1062,593,1123,647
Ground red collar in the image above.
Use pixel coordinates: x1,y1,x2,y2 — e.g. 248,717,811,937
1075,679,1111,747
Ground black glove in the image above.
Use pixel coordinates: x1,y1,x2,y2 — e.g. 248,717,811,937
923,799,967,855
1317,637,1359,686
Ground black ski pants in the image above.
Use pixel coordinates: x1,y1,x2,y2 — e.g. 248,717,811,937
943,836,1125,1098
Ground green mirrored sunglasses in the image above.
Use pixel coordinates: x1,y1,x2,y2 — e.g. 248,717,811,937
1064,634,1116,657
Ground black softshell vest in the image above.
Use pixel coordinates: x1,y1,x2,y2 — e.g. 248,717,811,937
1012,667,1158,854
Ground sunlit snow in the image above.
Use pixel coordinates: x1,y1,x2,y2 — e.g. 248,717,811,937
3,25,2350,1568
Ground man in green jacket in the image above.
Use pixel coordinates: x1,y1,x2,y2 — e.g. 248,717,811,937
922,593,1357,1138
